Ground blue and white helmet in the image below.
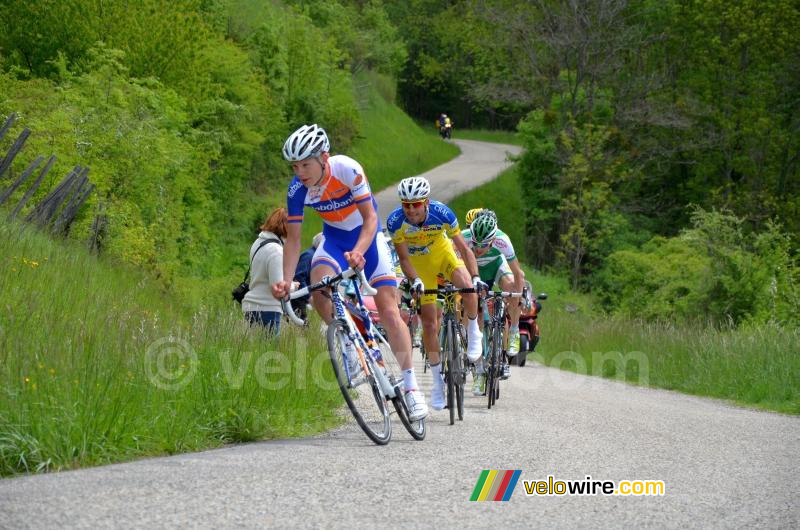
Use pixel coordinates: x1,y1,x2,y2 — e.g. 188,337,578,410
282,124,330,161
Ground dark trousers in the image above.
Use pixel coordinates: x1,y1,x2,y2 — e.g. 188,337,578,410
245,311,281,336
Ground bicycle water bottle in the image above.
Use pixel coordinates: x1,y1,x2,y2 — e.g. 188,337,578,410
366,339,384,367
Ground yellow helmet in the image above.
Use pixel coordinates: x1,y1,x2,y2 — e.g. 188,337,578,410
465,208,484,226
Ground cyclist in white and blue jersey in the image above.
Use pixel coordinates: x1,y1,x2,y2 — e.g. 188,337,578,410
271,124,427,420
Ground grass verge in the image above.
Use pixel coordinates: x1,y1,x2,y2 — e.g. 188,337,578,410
532,310,800,414
0,220,342,476
448,165,529,264
448,128,523,146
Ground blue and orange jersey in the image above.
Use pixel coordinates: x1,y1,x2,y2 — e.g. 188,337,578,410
386,200,460,257
287,155,380,243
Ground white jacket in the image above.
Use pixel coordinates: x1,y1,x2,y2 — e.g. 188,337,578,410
242,231,284,313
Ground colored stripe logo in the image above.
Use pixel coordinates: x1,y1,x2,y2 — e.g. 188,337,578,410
470,470,522,501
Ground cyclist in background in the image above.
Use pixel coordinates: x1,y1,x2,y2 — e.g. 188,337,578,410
387,176,484,411
464,208,484,227
463,209,526,393
271,124,428,421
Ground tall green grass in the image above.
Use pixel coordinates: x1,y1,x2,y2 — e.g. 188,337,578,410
0,221,342,476
534,309,800,414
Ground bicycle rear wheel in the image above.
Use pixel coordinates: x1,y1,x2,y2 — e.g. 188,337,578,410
327,320,391,445
487,324,501,410
418,322,429,373
443,320,456,425
452,322,465,421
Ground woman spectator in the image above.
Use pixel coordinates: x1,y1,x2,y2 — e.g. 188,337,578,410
242,207,287,335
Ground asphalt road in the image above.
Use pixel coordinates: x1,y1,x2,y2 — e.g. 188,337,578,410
375,138,522,222
1,139,798,528
1,361,797,528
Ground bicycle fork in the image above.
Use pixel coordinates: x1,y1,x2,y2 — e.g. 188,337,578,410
334,289,406,407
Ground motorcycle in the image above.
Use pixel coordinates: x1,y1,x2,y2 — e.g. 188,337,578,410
514,283,547,367
439,122,452,139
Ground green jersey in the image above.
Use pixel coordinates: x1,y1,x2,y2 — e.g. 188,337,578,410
461,228,517,284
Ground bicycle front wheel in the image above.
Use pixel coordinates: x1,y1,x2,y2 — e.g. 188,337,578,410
327,320,391,445
492,327,502,406
392,395,426,440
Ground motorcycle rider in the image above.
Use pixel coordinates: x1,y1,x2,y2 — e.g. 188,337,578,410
436,113,453,139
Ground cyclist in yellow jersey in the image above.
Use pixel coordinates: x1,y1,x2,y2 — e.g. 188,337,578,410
387,177,485,411
464,207,483,226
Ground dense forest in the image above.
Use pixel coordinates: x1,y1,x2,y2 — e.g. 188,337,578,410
390,0,800,326
1,0,798,327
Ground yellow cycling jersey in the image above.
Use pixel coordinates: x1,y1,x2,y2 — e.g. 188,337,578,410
386,200,461,257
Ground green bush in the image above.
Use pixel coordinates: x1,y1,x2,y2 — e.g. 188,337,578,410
597,207,800,326
0,0,368,285
596,236,711,321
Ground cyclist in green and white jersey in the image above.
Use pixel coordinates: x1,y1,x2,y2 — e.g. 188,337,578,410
462,209,526,392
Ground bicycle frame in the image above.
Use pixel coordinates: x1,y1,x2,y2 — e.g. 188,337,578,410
480,289,521,408
333,278,403,401
282,267,426,444
424,285,473,423
283,269,402,400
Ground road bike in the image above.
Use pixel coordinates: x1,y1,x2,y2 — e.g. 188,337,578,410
423,285,473,425
398,277,427,372
481,289,522,409
282,268,426,444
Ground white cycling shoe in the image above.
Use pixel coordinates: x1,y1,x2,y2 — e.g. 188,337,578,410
405,390,429,421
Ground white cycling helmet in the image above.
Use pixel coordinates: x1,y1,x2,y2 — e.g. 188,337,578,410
282,124,330,162
397,177,431,201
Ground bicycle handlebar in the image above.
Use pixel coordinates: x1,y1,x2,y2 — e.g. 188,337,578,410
281,298,307,327
484,290,523,298
281,267,376,326
422,287,477,295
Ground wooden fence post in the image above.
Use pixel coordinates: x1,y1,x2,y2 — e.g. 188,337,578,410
9,155,56,220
